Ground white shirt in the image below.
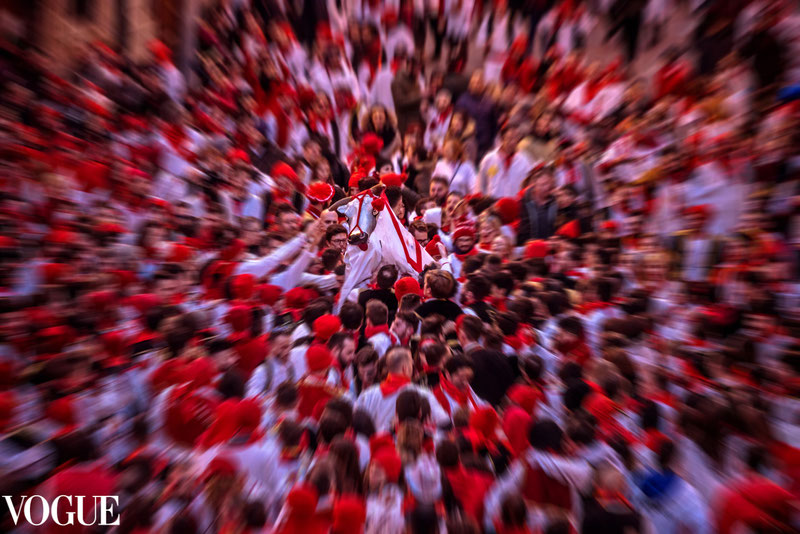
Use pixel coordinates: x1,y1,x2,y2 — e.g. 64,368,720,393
355,381,449,431
432,159,477,196
478,149,536,198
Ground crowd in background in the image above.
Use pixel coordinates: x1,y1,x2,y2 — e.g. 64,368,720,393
0,0,800,532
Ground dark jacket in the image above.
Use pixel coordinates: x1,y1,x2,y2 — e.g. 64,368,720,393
455,92,496,156
358,288,399,324
416,299,463,322
517,191,558,244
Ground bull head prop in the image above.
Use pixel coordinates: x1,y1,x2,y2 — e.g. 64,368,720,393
329,185,386,247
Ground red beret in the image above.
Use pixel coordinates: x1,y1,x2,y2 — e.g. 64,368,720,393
231,273,257,301
371,447,402,483
286,484,319,516
333,496,367,534
523,239,548,259
185,356,217,389
46,229,75,245
348,170,366,189
556,220,580,240
494,197,520,225
452,224,476,242
46,396,76,426
313,314,341,342
600,220,619,231
166,243,193,263
285,287,312,310
226,304,253,333
95,222,126,234
40,263,70,284
228,148,250,165
424,235,444,260
380,173,405,188
394,276,422,300
236,398,262,432
360,132,384,155
305,345,333,373
307,181,335,204
369,433,395,456
149,39,172,63
126,293,161,314
257,284,283,307
272,161,298,182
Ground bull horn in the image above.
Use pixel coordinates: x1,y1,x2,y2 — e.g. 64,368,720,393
370,184,386,196
328,196,353,213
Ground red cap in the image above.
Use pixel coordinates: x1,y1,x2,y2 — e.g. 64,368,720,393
523,239,548,259
228,148,250,165
452,224,476,242
185,356,217,389
226,305,253,333
166,243,193,263
494,197,520,225
424,235,444,259
285,287,312,310
286,484,319,517
600,220,619,231
236,398,262,432
272,161,298,182
380,173,405,188
360,133,384,155
683,204,712,219
46,229,75,245
556,220,580,239
258,284,283,307
46,396,76,426
231,273,257,300
348,170,366,189
369,432,396,456
394,277,422,300
40,263,70,284
305,345,333,373
313,314,342,342
470,406,499,438
371,447,402,483
307,181,335,204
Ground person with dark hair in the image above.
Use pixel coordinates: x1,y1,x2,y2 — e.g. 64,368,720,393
461,273,494,324
417,270,463,321
358,264,400,323
431,355,486,416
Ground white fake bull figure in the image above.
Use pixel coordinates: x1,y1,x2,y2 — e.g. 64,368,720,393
330,185,436,311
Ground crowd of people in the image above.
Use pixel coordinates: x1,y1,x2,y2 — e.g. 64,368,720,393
1,0,799,532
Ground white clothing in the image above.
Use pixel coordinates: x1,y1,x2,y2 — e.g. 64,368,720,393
478,149,536,198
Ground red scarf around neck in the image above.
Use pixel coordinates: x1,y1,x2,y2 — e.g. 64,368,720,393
454,247,478,262
434,376,478,415
380,373,411,397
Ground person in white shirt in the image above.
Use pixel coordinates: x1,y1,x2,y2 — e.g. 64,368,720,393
355,347,449,431
478,124,536,198
432,138,477,196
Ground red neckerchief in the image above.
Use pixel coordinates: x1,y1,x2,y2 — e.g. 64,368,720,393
380,373,411,397
454,247,478,262
503,151,515,171
503,334,523,351
584,76,605,104
433,375,479,415
432,107,452,127
162,124,194,161
487,296,507,312
333,360,350,391
365,324,397,344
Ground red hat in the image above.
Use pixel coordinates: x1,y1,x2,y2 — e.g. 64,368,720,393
272,161,298,182
204,456,237,480
278,484,321,534
600,220,619,232
584,393,615,424
360,133,384,155
40,263,70,284
470,406,499,438
231,273,257,300
371,447,402,483
494,197,520,225
307,181,335,204
523,239,548,259
46,229,75,245
332,496,367,534
228,148,250,165
305,345,333,373
452,224,476,242
126,293,161,314
556,220,580,239
149,39,172,63
166,243,193,263
95,222,126,234
226,305,253,333
424,234,444,260
369,433,396,456
380,173,405,188
236,398,262,433
313,314,342,342
185,357,217,389
348,170,366,189
394,277,422,300
285,287,312,310
258,284,283,307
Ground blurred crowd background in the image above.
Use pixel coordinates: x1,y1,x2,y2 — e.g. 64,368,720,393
0,0,799,533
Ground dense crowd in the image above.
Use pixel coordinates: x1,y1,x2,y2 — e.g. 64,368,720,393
1,0,800,532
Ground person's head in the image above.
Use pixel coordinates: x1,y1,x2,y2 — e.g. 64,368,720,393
329,332,356,367
392,311,419,341
384,186,405,219
396,388,424,423
269,330,291,362
468,70,485,95
456,315,482,347
500,125,522,154
528,419,564,453
424,270,457,300
365,299,389,328
444,192,463,218
442,138,463,162
429,176,449,205
356,347,379,386
338,301,364,331
326,224,348,253
319,209,338,229
275,205,300,235
434,88,452,111
444,355,473,390
385,346,413,377
534,168,555,201
452,226,476,254
478,212,502,245
410,220,430,246
369,105,389,131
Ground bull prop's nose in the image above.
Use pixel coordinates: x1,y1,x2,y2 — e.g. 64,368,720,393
348,231,368,245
